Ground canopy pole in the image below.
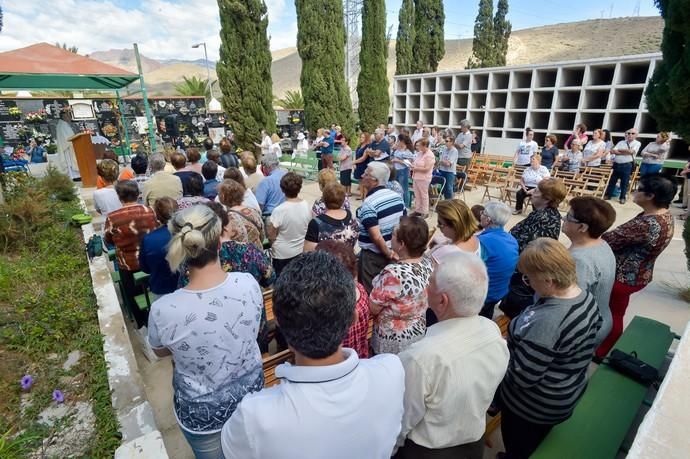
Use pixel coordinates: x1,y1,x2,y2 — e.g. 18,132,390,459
133,43,157,153
115,89,132,161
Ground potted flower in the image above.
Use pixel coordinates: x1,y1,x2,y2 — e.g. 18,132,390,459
25,110,46,124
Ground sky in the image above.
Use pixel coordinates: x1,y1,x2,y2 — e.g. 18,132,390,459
0,0,660,61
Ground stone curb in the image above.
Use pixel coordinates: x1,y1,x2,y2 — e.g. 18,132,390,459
77,193,169,458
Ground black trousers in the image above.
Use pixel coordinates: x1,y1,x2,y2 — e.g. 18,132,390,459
515,187,534,211
272,256,298,279
500,405,554,459
120,269,148,329
394,437,484,459
358,249,389,294
479,299,499,319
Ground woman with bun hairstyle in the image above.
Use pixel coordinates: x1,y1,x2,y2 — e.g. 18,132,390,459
147,205,264,459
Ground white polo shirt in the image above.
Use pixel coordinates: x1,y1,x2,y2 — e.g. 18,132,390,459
221,348,405,459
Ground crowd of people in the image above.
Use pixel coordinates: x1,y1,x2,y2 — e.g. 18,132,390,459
94,122,679,459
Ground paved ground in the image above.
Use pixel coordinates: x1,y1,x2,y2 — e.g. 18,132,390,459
123,180,689,459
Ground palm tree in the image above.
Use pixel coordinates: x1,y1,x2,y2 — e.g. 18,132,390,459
174,76,211,98
274,90,304,110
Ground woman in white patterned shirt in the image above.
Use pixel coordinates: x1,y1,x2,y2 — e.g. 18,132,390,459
514,155,550,214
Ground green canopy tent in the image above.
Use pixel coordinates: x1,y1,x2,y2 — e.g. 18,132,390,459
0,42,156,153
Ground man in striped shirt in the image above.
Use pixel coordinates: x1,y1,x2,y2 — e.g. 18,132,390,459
497,238,602,459
356,162,406,293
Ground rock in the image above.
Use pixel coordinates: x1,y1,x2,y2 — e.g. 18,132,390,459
62,350,82,371
34,401,96,458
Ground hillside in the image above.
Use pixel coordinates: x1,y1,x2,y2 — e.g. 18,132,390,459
90,16,663,98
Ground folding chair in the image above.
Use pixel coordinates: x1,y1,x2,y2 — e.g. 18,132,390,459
429,175,446,214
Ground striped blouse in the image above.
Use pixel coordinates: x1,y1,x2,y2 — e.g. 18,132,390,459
499,290,602,424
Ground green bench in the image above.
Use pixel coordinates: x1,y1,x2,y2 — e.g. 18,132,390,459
531,316,675,459
288,156,319,180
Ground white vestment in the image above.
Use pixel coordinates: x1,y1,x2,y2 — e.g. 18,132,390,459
54,120,80,178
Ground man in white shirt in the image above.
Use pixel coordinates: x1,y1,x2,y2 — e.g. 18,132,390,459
604,128,641,205
221,251,405,459
395,251,509,459
455,119,474,167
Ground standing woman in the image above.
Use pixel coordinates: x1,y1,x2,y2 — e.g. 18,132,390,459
639,132,670,176
148,205,264,458
564,123,589,150
596,175,676,358
582,128,607,168
437,135,459,200
540,134,559,170
391,133,416,208
370,217,432,355
513,128,539,167
411,138,436,218
562,197,617,347
353,131,372,199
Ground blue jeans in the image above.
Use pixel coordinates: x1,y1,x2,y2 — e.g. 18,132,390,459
605,162,633,200
181,428,224,459
639,163,662,176
439,170,456,199
395,168,411,208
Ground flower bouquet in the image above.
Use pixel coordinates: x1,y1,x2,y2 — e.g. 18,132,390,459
102,124,118,137
8,106,22,118
25,109,47,123
11,147,26,161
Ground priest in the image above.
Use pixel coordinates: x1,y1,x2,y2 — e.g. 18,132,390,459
54,109,80,180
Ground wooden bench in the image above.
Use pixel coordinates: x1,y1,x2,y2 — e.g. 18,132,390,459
531,316,675,459
263,349,294,387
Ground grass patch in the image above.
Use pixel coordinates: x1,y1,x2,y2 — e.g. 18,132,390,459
0,171,120,457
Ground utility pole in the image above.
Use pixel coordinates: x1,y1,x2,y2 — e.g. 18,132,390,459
344,0,363,108
133,43,157,153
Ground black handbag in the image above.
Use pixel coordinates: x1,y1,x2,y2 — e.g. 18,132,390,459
604,349,659,386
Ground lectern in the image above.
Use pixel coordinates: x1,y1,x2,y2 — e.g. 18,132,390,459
69,132,98,187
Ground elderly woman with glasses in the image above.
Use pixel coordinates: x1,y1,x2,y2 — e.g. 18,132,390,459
514,154,550,215
596,175,676,358
497,238,602,459
562,197,617,347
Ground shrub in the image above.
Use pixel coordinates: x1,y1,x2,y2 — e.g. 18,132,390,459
40,166,76,201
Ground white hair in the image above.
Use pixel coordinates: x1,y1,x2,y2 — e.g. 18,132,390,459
459,119,471,129
149,153,166,173
367,162,390,187
482,201,512,227
433,252,488,317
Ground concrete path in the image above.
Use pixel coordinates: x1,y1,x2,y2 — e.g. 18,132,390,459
125,180,689,459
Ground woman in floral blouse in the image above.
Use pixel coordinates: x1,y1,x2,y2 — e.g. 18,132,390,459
596,175,676,358
218,179,265,248
510,178,568,253
501,178,568,318
370,216,432,355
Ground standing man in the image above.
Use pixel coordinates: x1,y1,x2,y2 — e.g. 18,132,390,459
395,252,509,458
455,119,474,167
604,128,641,205
54,109,80,180
356,162,406,292
367,128,391,161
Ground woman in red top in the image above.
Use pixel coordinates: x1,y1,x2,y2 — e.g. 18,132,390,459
411,138,436,218
315,240,370,358
596,175,676,357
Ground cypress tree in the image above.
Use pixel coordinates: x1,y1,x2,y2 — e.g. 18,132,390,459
216,0,275,150
395,0,415,75
296,0,354,136
467,0,495,69
646,0,690,139
357,0,390,131
493,0,511,67
412,0,445,73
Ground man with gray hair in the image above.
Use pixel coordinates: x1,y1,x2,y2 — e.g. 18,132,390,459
255,153,287,215
478,201,519,318
455,119,473,167
142,153,183,207
367,128,391,161
395,252,509,458
356,161,406,292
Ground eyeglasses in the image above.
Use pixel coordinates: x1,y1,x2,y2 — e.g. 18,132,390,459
561,213,581,223
625,131,636,135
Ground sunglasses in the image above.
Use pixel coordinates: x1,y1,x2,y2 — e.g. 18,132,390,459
561,213,581,223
